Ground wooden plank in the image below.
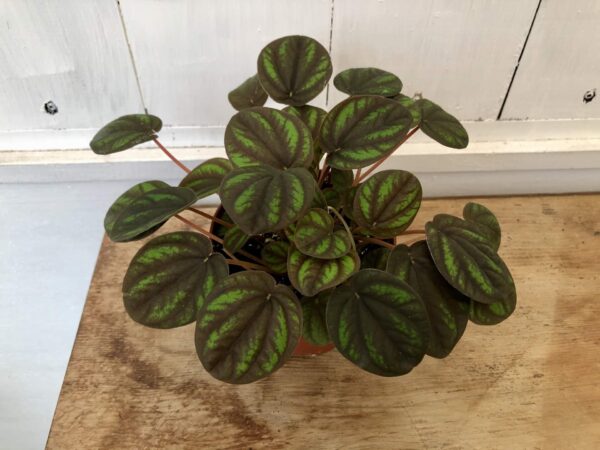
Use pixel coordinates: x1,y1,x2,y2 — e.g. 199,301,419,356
119,0,331,130
501,0,600,120
329,0,539,120
0,0,143,130
47,195,600,449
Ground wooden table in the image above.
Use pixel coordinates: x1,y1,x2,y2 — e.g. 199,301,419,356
47,195,600,449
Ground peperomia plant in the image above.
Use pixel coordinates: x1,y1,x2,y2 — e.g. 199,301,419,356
90,35,516,384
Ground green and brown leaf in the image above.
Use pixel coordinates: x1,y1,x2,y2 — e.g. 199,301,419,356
257,35,332,106
179,158,233,200
228,74,268,111
320,96,413,169
122,232,228,328
334,67,402,97
90,114,162,154
225,107,313,170
195,271,301,384
219,166,315,235
353,170,422,238
326,269,430,376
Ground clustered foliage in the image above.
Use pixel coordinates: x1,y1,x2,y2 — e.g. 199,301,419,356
90,35,516,384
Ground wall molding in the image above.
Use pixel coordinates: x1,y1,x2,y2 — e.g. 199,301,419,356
2,119,600,197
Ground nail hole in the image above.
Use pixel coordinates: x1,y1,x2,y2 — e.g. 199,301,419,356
44,100,59,115
583,89,596,104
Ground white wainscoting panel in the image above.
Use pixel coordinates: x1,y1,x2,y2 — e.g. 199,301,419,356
501,0,600,120
119,0,332,132
329,0,539,120
0,0,144,131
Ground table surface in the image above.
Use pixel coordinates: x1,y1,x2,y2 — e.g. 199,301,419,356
47,195,600,449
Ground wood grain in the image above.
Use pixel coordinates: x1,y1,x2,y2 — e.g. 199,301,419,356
47,195,600,449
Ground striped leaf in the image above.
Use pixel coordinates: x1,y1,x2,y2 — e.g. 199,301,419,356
320,96,413,169
179,158,233,200
425,214,516,305
387,241,469,358
90,114,162,154
391,93,421,127
469,289,517,325
223,225,250,254
105,184,196,242
122,232,228,328
225,107,313,170
312,187,328,209
288,245,359,296
334,67,402,96
219,166,315,235
463,202,501,251
360,246,390,271
257,35,332,106
301,290,332,346
283,105,327,170
282,105,327,141
261,240,290,274
326,269,430,376
417,99,468,149
228,74,268,111
195,271,302,384
294,208,352,259
104,180,169,242
353,170,422,238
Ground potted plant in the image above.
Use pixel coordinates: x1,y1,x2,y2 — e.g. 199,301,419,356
90,35,516,384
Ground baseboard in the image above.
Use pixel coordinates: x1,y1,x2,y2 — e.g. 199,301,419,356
2,119,600,197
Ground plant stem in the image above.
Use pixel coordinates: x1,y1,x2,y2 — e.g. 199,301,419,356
352,168,362,187
317,163,329,186
356,126,420,184
328,206,356,252
174,214,269,269
402,229,426,235
224,259,269,271
187,207,233,228
153,137,191,173
355,236,395,249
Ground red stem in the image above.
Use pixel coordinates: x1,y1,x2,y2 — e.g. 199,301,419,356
153,137,191,173
356,126,420,184
187,207,233,228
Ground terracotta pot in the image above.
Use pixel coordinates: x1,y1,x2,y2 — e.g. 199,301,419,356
292,336,335,356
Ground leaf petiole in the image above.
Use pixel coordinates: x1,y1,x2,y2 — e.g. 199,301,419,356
153,137,191,173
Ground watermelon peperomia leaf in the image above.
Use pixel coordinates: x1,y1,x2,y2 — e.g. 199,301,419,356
179,158,233,200
122,232,228,328
228,74,268,111
463,202,501,251
90,114,162,154
288,244,359,296
105,183,196,242
225,107,313,170
195,271,302,384
425,214,516,305
301,290,332,346
334,67,403,97
416,99,468,149
320,95,413,169
223,225,250,254
469,289,517,325
257,35,332,106
326,269,431,376
294,208,352,259
353,170,422,238
387,241,470,358
391,93,421,127
261,240,290,274
219,165,315,235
